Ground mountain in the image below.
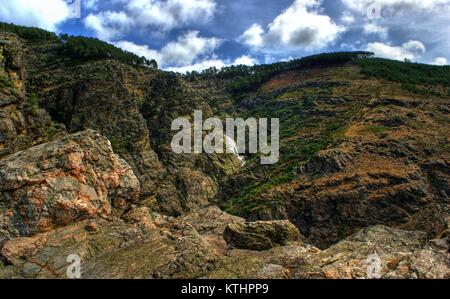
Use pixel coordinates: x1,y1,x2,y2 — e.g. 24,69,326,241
0,24,448,279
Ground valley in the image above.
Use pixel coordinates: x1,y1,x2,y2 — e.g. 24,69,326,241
0,24,448,279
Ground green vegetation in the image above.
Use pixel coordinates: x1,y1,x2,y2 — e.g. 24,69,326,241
223,82,365,215
357,58,450,96
0,75,14,88
224,172,294,215
407,112,417,118
357,125,388,135
43,124,59,140
0,22,58,41
27,93,40,114
186,52,374,94
60,35,158,68
357,58,450,86
0,23,158,68
109,136,132,154
336,224,350,240
27,93,39,108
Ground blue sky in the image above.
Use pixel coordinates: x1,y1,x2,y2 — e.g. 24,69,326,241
1,0,449,72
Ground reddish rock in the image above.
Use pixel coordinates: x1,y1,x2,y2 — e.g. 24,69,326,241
0,130,140,238
85,221,98,232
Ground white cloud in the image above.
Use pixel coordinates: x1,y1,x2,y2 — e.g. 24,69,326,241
233,55,259,66
166,55,259,73
127,0,217,31
0,0,71,31
84,0,100,11
117,36,258,73
363,23,388,39
114,40,161,61
343,0,450,64
159,31,221,66
116,31,221,68
165,58,226,73
430,57,448,65
343,0,450,15
240,0,345,51
84,0,217,39
84,11,134,41
240,24,264,47
367,40,426,61
341,12,356,24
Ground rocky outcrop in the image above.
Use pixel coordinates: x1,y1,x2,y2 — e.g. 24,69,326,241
0,32,26,92
23,41,241,216
296,225,449,279
224,220,302,251
296,146,357,174
0,33,64,159
1,211,447,279
0,130,140,238
0,206,239,279
0,27,448,279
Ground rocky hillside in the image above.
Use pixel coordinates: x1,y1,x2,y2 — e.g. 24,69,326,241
0,26,448,279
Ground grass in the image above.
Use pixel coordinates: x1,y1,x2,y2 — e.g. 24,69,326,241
26,93,40,115
27,93,39,108
406,112,417,118
357,125,388,135
0,75,13,88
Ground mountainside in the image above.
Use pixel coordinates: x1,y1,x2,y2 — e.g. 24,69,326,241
0,25,448,279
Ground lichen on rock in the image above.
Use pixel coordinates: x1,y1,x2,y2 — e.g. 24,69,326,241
0,130,140,237
224,220,303,251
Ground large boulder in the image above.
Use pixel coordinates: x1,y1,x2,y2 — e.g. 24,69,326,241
224,220,302,251
0,130,140,237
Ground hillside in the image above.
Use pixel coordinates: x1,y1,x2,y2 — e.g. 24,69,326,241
0,25,448,279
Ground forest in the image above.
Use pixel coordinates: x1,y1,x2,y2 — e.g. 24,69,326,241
0,22,157,68
185,51,375,94
357,58,450,95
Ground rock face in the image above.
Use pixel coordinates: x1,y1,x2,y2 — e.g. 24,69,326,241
224,220,302,251
219,65,450,249
0,130,140,237
23,38,242,216
0,32,64,159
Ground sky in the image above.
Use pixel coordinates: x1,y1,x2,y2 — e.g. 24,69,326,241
1,0,449,72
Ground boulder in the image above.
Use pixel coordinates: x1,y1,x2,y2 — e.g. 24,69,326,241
0,130,140,237
224,220,302,251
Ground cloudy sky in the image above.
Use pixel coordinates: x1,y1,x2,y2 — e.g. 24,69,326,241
1,0,449,72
